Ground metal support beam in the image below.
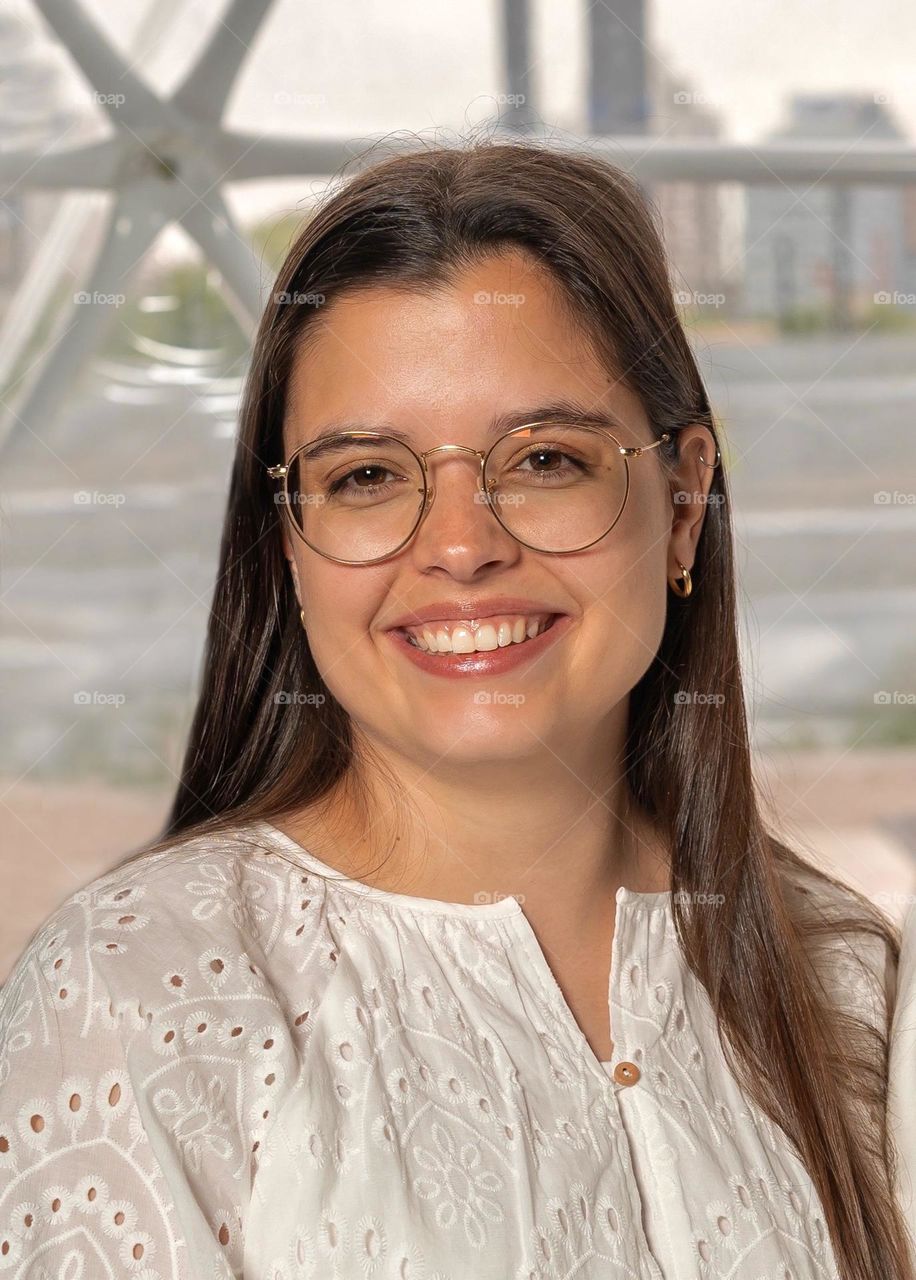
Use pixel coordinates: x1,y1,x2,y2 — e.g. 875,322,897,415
588,0,649,135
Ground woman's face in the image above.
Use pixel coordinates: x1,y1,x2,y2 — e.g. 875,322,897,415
281,249,711,768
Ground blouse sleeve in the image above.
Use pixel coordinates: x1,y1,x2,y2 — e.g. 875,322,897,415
0,894,233,1279
888,897,916,1258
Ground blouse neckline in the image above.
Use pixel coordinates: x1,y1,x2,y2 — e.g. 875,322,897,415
253,819,672,919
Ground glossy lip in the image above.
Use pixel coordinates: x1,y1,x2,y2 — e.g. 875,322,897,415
384,596,569,630
386,612,572,678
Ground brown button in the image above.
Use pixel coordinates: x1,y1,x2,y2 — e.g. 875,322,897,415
612,1060,641,1086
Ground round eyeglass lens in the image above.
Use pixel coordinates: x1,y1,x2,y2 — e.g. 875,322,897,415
484,424,629,552
282,424,630,561
285,434,426,562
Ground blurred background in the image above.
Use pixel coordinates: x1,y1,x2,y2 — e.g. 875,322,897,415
1,0,915,981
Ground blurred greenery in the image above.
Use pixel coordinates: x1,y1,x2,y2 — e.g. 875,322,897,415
775,302,916,334
251,212,308,274
859,302,916,332
0,211,313,406
109,260,248,363
776,304,836,334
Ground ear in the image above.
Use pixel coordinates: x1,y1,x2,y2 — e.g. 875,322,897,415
281,527,303,604
667,424,720,576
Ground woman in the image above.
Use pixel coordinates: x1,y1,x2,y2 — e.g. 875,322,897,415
1,140,914,1280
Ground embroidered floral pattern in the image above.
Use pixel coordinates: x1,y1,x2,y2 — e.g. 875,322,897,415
0,821,899,1278
411,1118,504,1247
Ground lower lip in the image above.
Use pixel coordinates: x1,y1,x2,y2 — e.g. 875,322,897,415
385,614,571,678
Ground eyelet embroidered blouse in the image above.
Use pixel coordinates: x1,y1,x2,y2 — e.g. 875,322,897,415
1,819,914,1279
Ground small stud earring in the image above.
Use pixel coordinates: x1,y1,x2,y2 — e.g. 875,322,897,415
299,608,306,628
670,562,692,598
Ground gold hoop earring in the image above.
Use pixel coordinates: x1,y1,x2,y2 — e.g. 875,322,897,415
670,562,692,598
699,445,721,468
299,608,306,628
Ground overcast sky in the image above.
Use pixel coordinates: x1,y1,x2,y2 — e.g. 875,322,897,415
13,0,916,231
20,0,915,142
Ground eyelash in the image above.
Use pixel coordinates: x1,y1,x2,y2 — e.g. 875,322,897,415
323,449,590,502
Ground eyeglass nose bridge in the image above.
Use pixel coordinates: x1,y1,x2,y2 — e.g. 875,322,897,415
415,441,494,513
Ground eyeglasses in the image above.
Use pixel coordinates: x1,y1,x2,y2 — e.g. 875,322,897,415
266,421,677,565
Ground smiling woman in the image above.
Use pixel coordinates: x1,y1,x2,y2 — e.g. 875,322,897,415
1,140,915,1280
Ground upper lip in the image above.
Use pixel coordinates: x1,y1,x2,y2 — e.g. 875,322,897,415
385,597,568,629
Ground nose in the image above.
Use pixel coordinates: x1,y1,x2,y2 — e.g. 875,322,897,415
407,447,520,575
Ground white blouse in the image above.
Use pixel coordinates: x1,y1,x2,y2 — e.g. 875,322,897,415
1,819,914,1279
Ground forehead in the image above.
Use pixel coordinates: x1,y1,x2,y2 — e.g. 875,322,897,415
283,252,642,450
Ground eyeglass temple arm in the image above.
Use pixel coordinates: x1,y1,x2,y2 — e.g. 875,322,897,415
618,431,672,457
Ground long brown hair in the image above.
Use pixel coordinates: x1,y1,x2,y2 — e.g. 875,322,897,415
122,138,911,1278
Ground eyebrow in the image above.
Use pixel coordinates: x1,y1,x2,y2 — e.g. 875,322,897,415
300,401,631,448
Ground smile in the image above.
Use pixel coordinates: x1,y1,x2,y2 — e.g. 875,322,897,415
386,612,571,679
400,613,558,654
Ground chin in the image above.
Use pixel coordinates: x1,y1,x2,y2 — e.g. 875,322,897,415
415,713,550,761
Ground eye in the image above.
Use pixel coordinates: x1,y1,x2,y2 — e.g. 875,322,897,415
510,446,591,480
328,464,395,493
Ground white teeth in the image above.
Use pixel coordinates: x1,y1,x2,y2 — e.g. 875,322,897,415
404,614,556,654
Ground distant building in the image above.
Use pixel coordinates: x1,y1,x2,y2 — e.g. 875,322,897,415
588,0,651,134
743,94,916,323
648,67,726,300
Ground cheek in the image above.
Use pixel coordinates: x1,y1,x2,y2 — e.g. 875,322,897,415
573,511,670,689
297,563,388,682
584,565,666,689
612,467,672,594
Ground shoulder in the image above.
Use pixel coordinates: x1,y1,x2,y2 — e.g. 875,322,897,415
3,822,297,1015
1,819,356,1067
0,821,304,1100
0,821,320,1275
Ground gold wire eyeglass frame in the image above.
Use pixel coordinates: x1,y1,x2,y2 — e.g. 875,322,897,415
266,421,683,566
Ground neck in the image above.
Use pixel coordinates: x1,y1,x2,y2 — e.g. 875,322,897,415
285,730,672,929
